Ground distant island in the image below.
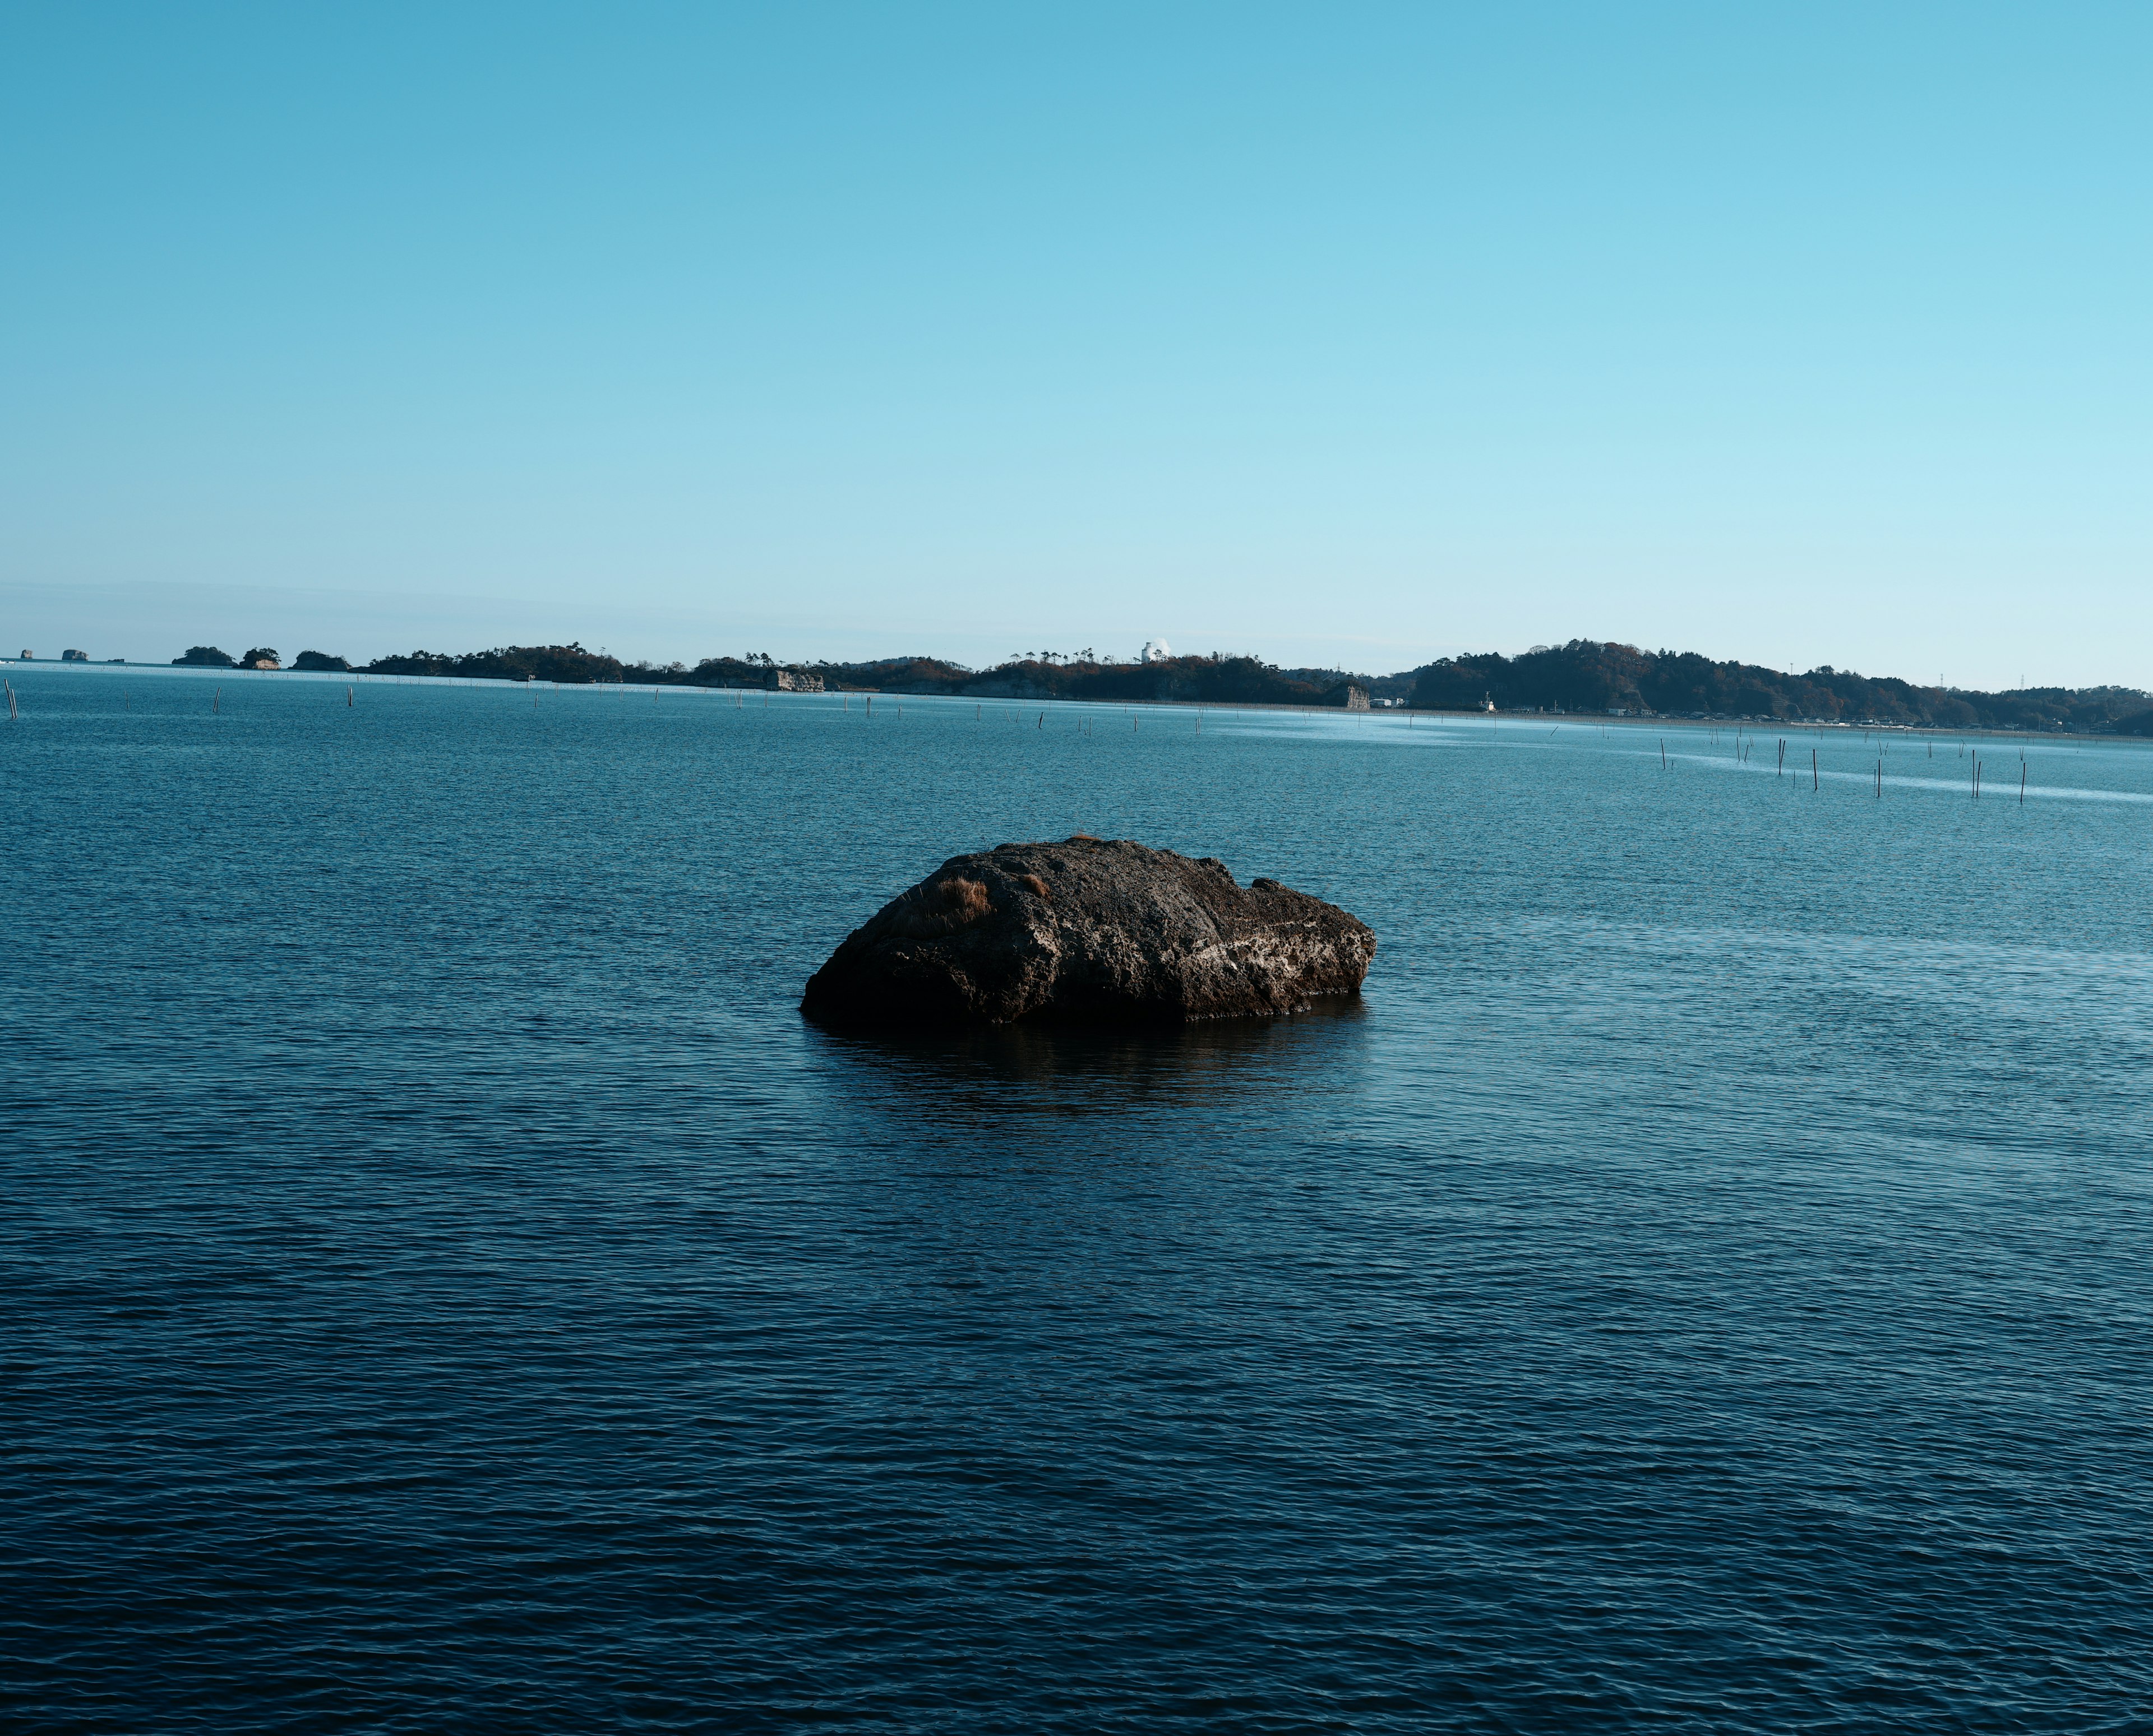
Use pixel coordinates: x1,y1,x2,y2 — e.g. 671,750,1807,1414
154,640,2153,735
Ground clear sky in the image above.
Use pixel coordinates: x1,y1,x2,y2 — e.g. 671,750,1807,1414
2,2,2147,686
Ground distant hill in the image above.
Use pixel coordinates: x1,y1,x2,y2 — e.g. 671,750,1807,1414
209,637,2151,733
1404,640,2152,733
353,646,1356,705
364,643,626,683
787,654,1366,708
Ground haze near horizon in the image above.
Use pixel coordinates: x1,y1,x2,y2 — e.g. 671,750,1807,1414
2,3,2146,689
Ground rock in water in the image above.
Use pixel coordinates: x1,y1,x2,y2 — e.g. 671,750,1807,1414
801,837,1375,1026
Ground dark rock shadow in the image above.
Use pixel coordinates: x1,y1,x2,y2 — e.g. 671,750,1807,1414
800,996,1371,1126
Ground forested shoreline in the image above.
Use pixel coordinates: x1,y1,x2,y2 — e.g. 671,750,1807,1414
1406,640,2153,734
163,639,2153,734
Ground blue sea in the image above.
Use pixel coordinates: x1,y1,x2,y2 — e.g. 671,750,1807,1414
6,665,2152,1733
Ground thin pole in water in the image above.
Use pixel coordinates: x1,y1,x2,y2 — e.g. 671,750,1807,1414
214,686,220,713
347,686,353,707
1777,738,1784,777
1875,757,1882,798
1812,748,1818,790
1660,739,1666,770
2021,762,2027,805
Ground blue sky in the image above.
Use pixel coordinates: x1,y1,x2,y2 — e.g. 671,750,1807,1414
2,2,2146,684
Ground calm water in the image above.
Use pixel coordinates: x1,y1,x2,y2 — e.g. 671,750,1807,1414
6,667,2152,1733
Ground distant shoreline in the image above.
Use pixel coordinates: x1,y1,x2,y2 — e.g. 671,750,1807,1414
13,656,2146,742
19,640,2142,735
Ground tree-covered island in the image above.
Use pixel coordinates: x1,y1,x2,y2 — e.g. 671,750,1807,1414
165,638,2153,734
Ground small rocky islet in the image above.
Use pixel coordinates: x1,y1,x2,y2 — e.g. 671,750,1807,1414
801,837,1375,1027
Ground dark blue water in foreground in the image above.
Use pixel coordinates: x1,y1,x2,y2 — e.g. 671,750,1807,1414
6,666,2153,1733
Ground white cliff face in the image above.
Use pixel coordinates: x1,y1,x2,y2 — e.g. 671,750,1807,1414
1140,639,1172,663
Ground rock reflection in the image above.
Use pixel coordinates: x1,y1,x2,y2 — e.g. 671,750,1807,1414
800,1002,1373,1260
803,999,1370,1127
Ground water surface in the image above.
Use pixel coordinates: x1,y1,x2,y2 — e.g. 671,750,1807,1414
6,668,2151,1731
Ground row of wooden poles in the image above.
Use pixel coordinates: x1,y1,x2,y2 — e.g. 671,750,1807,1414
1664,724,2031,804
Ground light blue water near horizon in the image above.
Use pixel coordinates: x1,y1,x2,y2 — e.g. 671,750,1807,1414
5,665,2152,1733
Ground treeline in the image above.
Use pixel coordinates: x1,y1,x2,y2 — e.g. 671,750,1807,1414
181,642,671,683
1408,640,2153,734
609,650,1373,706
797,654,1375,707
184,643,1378,706
349,644,637,683
168,638,2153,733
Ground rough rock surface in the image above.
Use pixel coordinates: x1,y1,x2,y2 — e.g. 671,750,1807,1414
801,837,1375,1026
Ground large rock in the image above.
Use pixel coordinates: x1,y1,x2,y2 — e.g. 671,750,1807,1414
801,837,1375,1026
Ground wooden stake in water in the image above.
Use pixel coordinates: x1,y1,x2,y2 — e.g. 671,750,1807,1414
1875,756,1882,798
214,686,220,714
1813,748,1818,790
1660,739,1666,770
2021,762,2027,805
